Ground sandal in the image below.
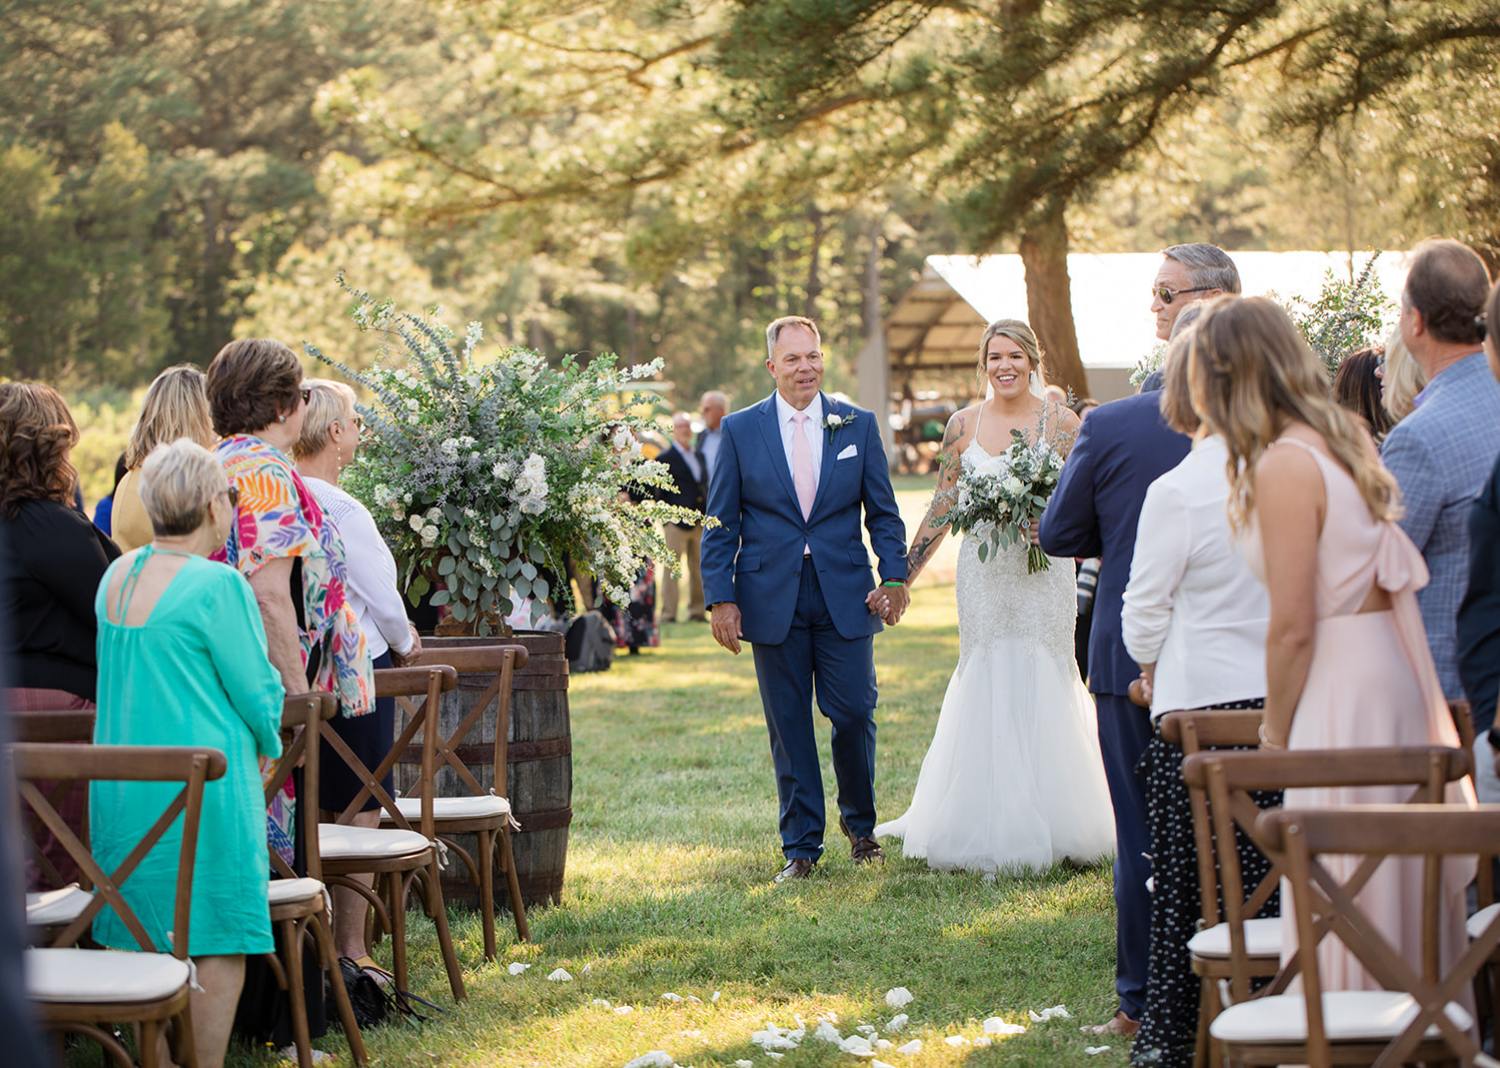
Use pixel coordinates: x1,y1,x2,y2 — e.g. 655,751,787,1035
352,954,395,988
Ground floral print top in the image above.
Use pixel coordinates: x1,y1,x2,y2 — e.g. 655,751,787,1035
213,434,373,719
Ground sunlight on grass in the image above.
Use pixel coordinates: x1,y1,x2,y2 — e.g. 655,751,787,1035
207,583,1119,1068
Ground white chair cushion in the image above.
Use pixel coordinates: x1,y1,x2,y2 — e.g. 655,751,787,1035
1210,990,1473,1042
26,886,92,928
1187,917,1283,959
391,795,512,821
319,824,430,860
1467,902,1500,940
268,878,325,906
25,947,190,1004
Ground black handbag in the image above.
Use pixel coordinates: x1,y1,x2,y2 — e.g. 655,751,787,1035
327,957,445,1030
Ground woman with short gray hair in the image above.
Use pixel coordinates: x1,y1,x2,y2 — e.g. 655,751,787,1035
92,439,284,1068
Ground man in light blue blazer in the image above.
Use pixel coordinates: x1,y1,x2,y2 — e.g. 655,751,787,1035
702,316,909,883
1381,239,1500,789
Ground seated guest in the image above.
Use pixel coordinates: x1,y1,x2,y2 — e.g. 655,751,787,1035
1121,332,1273,1068
1189,294,1473,992
1332,346,1393,442
1377,326,1427,423
293,379,419,975
113,365,216,552
92,453,127,536
0,383,120,887
92,439,283,1068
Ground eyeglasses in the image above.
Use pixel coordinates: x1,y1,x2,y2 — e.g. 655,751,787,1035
221,485,240,509
299,387,311,404
1478,314,1489,343
1152,285,1214,305
350,413,365,430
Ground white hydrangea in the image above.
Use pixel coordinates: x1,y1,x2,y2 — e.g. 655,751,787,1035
373,484,395,506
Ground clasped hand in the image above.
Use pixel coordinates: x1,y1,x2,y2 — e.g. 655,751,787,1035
866,583,909,625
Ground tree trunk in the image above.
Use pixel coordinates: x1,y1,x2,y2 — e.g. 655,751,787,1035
1019,200,1089,399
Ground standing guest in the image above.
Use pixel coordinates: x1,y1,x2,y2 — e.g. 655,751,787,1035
1332,346,1394,442
656,412,708,624
92,439,283,1068
0,383,121,888
1190,295,1472,991
92,453,127,536
1037,247,1232,1037
1377,326,1427,423
1379,239,1499,735
293,380,420,975
702,316,908,883
1459,280,1500,803
698,390,728,484
112,364,216,552
1121,333,1273,1068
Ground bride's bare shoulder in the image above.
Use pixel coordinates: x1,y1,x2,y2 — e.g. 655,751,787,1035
942,403,983,453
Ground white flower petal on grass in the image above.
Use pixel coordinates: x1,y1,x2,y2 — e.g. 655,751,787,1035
872,1061,896,1068
856,1024,877,1036
983,1017,1027,1036
1028,1005,1071,1022
547,968,573,982
839,1035,875,1056
786,1029,805,1043
1086,1046,1112,1055
687,995,702,1004
767,1053,784,1061
660,993,684,1003
614,1005,635,1015
945,1035,969,1047
874,1039,893,1051
582,963,592,976
622,1052,675,1068
885,1014,908,1033
974,1037,992,1047
814,1021,842,1043
591,999,612,1009
711,992,721,1003
507,962,530,976
896,1039,922,1054
750,1028,797,1051
734,1062,753,1068
884,987,915,1009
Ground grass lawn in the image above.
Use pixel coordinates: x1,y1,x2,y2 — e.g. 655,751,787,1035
200,582,1118,1068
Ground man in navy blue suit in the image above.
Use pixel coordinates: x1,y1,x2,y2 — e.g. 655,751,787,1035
702,316,909,883
1039,242,1237,1035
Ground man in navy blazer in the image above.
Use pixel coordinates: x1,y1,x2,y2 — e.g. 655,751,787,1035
702,316,909,883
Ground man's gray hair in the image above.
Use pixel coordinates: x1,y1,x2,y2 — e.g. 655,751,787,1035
700,390,728,409
1168,301,1206,340
766,316,821,361
1163,243,1241,295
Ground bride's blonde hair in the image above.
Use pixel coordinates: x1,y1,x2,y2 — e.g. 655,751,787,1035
1187,296,1400,528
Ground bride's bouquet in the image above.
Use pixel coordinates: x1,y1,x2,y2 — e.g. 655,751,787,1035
937,421,1070,574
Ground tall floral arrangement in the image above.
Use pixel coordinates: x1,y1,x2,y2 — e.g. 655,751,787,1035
308,278,705,634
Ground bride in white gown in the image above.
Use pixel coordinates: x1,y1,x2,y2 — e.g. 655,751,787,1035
875,319,1115,873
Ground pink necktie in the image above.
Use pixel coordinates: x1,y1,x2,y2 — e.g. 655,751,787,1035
792,412,816,519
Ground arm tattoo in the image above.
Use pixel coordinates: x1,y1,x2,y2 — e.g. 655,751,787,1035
908,533,940,574
942,414,965,450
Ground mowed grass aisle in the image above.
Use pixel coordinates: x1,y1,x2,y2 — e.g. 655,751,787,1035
217,583,1118,1068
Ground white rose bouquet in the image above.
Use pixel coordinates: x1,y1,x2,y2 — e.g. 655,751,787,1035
308,277,706,634
935,417,1070,574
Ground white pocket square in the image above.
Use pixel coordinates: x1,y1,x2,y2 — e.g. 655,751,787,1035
837,444,858,460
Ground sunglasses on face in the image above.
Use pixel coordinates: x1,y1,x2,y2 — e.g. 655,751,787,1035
1478,314,1489,344
222,485,240,509
1152,285,1214,305
299,387,311,404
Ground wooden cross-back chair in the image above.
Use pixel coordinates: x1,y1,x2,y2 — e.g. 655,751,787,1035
11,708,97,939
1216,804,1500,1068
318,665,466,1000
402,644,531,958
1182,746,1469,1065
266,693,367,1068
14,742,224,1068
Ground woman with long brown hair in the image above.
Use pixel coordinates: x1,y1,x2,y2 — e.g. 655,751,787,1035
1188,295,1472,992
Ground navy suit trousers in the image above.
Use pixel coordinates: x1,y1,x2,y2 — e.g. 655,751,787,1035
751,564,878,859
1095,692,1153,1019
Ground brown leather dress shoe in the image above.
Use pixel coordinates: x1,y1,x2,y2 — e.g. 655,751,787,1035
839,815,886,865
1088,1010,1141,1036
774,857,816,883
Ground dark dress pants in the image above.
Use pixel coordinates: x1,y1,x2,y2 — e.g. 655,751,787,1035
1095,691,1153,1021
751,564,878,860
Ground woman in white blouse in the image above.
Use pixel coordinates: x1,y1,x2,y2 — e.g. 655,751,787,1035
294,379,420,977
1118,333,1273,1068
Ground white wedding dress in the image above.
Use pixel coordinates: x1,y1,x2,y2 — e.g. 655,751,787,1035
875,433,1116,873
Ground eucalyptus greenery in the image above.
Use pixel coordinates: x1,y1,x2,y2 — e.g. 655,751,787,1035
1283,252,1394,377
308,277,705,634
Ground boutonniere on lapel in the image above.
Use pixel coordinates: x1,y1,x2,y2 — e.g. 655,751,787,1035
821,410,855,444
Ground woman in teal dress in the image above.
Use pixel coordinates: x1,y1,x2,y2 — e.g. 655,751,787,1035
92,439,283,1068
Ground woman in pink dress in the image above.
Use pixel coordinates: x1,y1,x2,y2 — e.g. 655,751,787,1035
1187,295,1474,992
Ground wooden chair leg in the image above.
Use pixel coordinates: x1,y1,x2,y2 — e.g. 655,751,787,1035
139,1019,163,1068
282,917,313,1068
426,856,467,1000
389,872,412,993
477,829,497,961
1193,980,1209,1068
309,902,368,1066
500,826,530,942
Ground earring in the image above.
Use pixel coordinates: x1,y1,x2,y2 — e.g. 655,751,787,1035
277,412,287,424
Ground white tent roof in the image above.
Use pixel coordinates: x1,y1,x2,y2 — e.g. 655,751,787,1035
925,250,1409,369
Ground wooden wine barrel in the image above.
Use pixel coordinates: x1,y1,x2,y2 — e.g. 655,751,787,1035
402,631,572,911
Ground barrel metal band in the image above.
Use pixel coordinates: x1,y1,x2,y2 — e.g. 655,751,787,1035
512,805,573,831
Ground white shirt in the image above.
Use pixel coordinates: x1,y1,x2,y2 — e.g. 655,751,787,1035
304,476,415,662
674,442,703,485
773,389,824,493
1121,436,1269,718
699,427,722,482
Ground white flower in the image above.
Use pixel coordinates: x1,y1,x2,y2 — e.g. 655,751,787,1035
945,1036,969,1047
408,413,420,425
884,987,914,1009
405,398,420,412
440,438,460,460
1002,476,1025,496
546,968,573,982
984,1017,1027,1035
896,1039,922,1054
507,962,530,975
409,514,424,532
425,506,442,522
492,460,513,480
885,1014,908,1033
421,524,439,547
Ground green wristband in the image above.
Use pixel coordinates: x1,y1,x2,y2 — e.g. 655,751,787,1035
881,579,907,588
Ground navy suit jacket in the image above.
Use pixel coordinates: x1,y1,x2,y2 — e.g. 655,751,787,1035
701,392,908,645
1038,390,1191,696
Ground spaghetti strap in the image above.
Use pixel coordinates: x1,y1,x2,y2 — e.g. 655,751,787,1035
113,546,153,624
972,400,985,441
